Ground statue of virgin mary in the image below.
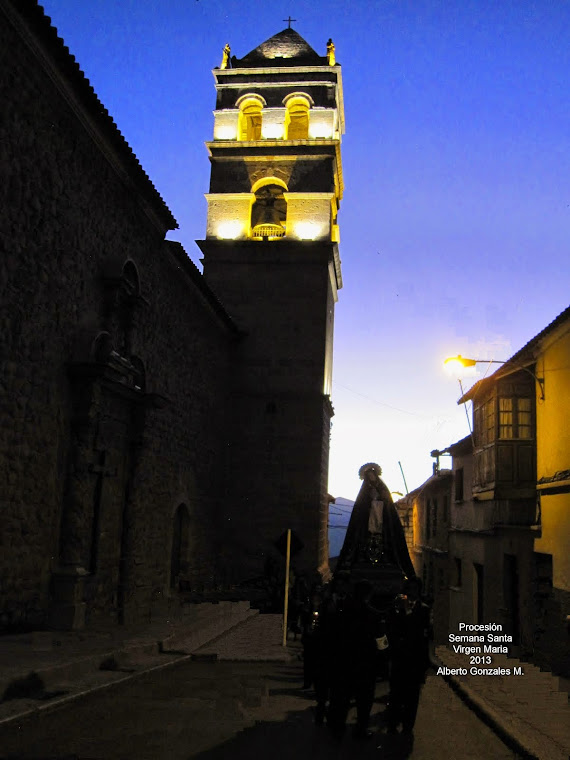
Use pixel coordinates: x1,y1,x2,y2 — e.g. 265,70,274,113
336,463,415,579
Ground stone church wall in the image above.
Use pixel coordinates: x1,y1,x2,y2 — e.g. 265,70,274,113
0,2,234,630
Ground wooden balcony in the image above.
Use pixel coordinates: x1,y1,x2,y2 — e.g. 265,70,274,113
490,499,538,527
473,440,535,500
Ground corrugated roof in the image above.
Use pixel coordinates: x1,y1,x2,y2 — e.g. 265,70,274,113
8,0,177,231
234,28,327,67
458,303,570,403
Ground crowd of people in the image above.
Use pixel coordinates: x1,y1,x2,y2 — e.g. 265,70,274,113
294,572,432,742
285,461,432,743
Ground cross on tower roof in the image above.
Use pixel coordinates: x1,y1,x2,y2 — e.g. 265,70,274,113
283,16,297,28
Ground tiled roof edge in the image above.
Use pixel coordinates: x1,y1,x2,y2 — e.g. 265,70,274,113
164,241,240,333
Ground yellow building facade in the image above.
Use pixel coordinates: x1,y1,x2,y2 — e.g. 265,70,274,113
533,308,570,673
453,305,570,675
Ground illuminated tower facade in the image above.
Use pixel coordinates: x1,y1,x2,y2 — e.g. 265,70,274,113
198,28,344,580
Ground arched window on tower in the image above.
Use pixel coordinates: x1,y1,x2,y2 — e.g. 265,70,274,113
286,102,309,139
284,94,311,140
121,260,140,297
238,98,263,141
251,183,287,239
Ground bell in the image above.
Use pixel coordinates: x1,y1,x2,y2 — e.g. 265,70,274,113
253,202,283,230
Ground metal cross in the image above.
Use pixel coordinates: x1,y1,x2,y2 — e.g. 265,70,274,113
283,16,297,28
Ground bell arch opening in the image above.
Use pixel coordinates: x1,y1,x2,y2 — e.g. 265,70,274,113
251,183,287,239
283,93,312,140
236,95,265,141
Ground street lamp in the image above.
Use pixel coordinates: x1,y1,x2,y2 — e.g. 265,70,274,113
444,355,545,401
444,355,505,372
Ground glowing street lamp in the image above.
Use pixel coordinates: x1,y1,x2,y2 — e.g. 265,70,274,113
444,355,505,373
443,355,544,401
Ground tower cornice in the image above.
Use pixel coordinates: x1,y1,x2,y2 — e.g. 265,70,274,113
205,142,344,200
214,65,342,77
205,139,339,153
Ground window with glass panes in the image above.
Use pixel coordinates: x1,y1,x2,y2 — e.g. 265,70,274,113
483,398,495,443
498,396,533,439
499,397,514,439
475,398,496,446
518,398,532,438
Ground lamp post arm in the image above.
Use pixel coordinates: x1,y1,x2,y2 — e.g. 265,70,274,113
481,359,544,401
510,365,545,401
447,356,545,401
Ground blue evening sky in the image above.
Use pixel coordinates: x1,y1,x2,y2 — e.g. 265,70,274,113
40,0,570,499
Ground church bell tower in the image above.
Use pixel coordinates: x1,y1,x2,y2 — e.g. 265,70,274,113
198,28,344,580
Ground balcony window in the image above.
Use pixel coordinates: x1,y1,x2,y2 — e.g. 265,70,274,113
498,396,533,439
480,398,495,445
499,397,513,439
474,398,495,446
518,398,532,438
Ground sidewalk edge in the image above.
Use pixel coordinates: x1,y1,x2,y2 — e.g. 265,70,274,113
430,653,545,760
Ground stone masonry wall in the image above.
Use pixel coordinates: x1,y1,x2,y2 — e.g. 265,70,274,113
0,5,234,629
202,240,334,580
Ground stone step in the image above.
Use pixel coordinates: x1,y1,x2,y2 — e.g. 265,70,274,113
0,601,257,698
161,607,258,653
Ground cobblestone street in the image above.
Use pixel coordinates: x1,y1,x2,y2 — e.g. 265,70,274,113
0,652,519,759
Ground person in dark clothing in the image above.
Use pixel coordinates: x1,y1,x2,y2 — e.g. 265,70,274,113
309,572,351,724
300,587,322,689
386,576,431,736
327,578,383,739
336,463,415,579
289,573,310,642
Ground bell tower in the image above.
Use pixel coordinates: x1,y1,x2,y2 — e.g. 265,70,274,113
198,28,344,581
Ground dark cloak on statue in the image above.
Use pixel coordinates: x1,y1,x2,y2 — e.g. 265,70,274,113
336,463,415,579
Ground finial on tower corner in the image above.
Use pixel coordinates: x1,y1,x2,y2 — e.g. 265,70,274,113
327,38,335,65
220,43,231,69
